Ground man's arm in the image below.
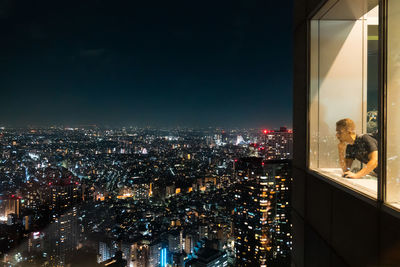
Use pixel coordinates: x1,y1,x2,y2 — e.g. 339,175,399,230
338,142,347,172
345,158,353,171
338,142,353,172
344,151,378,179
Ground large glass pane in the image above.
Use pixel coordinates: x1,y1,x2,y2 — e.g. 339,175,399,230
309,0,379,198
386,0,400,208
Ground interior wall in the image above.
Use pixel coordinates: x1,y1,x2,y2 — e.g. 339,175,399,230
310,20,365,168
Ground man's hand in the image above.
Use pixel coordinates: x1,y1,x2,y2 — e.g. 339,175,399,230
344,151,377,179
343,171,360,179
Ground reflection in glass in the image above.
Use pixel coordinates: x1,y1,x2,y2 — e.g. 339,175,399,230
386,0,400,208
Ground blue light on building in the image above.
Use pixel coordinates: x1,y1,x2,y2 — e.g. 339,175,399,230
160,248,167,267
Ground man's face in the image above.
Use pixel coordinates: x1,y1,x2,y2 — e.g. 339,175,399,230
336,127,351,142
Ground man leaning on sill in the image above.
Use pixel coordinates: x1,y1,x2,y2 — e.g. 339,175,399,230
336,118,378,179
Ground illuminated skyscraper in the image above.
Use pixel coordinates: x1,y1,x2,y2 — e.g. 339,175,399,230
233,157,268,266
46,207,79,265
263,160,292,266
42,168,80,265
264,128,293,160
1,195,21,219
232,158,292,266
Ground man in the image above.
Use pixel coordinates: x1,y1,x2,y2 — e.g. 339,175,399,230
336,118,378,179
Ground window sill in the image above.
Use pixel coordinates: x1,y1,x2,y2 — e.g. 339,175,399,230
310,168,377,199
386,202,400,211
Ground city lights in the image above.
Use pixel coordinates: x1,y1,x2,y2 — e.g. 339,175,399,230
0,127,292,266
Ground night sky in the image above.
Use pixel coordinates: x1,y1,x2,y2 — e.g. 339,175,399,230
0,0,293,128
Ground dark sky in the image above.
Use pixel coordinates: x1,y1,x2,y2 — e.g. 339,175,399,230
0,0,293,128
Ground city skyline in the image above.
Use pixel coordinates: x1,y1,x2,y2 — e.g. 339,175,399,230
0,126,293,266
0,1,295,265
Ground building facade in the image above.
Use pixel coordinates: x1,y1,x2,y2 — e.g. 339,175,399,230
293,0,400,265
233,158,292,266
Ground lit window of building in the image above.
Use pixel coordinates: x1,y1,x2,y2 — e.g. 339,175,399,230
294,0,400,265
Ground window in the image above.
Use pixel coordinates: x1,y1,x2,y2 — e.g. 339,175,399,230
309,0,379,198
386,0,400,209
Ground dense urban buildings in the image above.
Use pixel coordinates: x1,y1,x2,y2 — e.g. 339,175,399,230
0,127,292,266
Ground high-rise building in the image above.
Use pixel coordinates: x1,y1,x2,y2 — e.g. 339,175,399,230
186,247,228,267
263,160,292,266
48,183,79,213
199,224,208,240
41,168,80,265
168,230,181,254
46,207,79,265
264,128,293,160
232,158,292,266
184,234,196,255
131,242,150,267
233,157,267,266
98,240,116,263
148,241,162,267
1,195,21,219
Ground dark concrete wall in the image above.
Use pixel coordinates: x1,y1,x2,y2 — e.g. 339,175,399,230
292,0,400,266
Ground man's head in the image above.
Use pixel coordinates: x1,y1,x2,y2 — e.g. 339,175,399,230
336,118,356,143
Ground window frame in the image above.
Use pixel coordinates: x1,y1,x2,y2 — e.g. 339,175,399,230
306,0,385,202
380,0,400,211
378,0,386,206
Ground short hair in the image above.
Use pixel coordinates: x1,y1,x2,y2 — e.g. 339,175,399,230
336,118,355,133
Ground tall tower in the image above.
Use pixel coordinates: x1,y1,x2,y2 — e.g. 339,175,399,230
232,158,292,266
43,168,80,266
263,159,292,266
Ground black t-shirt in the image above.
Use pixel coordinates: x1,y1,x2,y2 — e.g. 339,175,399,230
346,134,378,165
